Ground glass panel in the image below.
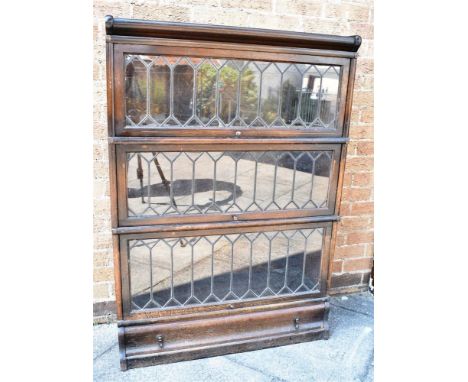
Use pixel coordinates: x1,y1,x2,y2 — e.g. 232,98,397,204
149,58,170,124
196,60,217,123
260,63,281,125
281,64,302,125
240,62,260,125
218,61,239,125
125,56,148,126
173,58,194,124
319,66,340,127
129,227,324,310
126,150,334,218
124,54,341,129
300,66,321,126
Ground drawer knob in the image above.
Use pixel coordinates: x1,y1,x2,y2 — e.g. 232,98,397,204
294,317,300,330
156,335,164,348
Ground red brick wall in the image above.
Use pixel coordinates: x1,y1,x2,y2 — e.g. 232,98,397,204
93,0,374,310
330,45,373,294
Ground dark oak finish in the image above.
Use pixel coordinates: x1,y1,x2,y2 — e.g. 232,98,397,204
121,299,329,369
105,16,360,370
106,16,361,52
112,215,339,235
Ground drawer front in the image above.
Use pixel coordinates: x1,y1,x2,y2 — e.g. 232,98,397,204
117,144,341,226
121,298,329,367
119,221,332,318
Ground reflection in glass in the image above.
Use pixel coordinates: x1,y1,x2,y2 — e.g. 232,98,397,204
260,64,281,125
173,59,194,124
281,65,302,125
126,150,333,217
218,61,239,125
124,54,342,129
125,56,147,125
196,61,217,123
149,59,170,124
240,63,260,124
129,228,324,310
319,67,340,126
300,66,321,125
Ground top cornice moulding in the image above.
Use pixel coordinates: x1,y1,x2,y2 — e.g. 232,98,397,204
105,15,362,52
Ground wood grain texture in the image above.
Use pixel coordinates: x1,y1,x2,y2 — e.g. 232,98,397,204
120,299,329,369
105,15,362,52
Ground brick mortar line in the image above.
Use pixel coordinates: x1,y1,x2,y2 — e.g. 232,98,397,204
339,256,373,261
337,243,369,248
333,270,372,276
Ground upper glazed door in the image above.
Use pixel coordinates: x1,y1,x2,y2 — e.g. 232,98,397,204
113,43,350,137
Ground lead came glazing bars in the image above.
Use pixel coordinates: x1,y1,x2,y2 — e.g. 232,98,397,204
124,55,342,130
128,228,324,311
126,150,335,218
106,16,361,370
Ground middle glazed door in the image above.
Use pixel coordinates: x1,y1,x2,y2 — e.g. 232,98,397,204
116,143,341,226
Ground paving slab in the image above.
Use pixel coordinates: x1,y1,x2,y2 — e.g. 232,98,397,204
93,292,374,382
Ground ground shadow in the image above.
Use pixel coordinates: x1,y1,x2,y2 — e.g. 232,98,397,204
128,179,243,208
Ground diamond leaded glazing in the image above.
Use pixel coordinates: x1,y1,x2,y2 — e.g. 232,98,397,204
129,227,324,310
124,55,341,129
126,150,334,218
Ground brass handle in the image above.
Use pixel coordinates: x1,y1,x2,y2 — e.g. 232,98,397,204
156,335,164,348
294,318,300,330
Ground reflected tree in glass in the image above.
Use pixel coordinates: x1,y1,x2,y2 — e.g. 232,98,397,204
240,64,260,124
196,61,259,125
196,62,217,123
218,62,240,124
260,64,281,125
125,57,148,125
125,55,341,129
149,60,170,124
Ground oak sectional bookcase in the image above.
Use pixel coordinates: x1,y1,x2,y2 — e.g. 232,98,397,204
104,15,361,370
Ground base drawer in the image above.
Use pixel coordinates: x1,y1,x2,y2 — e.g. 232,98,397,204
119,298,329,370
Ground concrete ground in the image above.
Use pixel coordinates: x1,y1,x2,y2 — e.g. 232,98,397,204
93,292,374,382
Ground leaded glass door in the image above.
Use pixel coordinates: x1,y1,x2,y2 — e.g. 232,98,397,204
112,45,350,137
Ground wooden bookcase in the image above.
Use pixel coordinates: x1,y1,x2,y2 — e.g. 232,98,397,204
105,15,361,370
